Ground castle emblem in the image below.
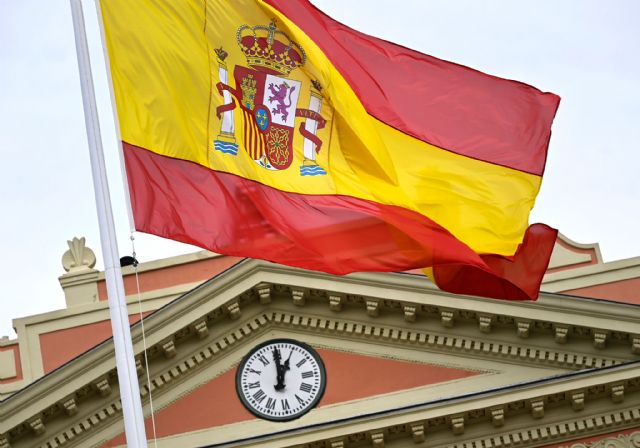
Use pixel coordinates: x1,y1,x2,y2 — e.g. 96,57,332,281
213,21,327,175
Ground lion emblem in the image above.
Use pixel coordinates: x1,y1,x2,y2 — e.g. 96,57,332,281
268,81,296,122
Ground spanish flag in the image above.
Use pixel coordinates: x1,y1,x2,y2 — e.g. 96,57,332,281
100,0,560,300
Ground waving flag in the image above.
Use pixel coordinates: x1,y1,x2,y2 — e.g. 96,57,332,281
99,0,560,300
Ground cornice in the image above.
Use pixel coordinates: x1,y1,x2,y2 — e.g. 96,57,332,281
99,250,222,280
1,260,639,447
556,232,602,254
543,256,640,292
11,282,196,330
0,338,18,348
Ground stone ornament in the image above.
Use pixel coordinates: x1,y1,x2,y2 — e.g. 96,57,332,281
61,237,96,272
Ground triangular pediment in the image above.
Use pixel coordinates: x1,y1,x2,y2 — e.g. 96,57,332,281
98,322,567,447
101,343,486,447
2,260,639,448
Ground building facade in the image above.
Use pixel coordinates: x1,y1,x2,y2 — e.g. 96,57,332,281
0,234,639,447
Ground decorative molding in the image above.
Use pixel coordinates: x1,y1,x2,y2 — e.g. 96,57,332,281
451,415,465,435
161,338,177,358
403,304,417,322
593,331,608,349
555,325,570,344
328,295,343,312
192,320,209,339
632,336,640,355
94,378,111,397
611,384,625,403
139,314,272,402
433,407,640,448
366,299,380,317
0,434,9,448
254,284,271,304
570,391,586,411
560,430,640,448
28,417,45,435
491,407,505,427
517,320,531,338
59,237,99,307
277,400,640,448
226,300,241,319
62,396,78,416
410,422,426,442
135,357,145,377
440,310,455,328
370,431,385,447
286,284,638,358
61,237,96,272
268,310,621,371
478,314,494,333
62,395,637,448
292,289,306,307
282,284,640,355
35,401,122,448
530,398,545,419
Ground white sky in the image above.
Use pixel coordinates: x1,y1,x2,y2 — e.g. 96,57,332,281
1,1,639,338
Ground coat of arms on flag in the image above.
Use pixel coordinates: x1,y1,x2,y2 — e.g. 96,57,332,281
213,21,328,176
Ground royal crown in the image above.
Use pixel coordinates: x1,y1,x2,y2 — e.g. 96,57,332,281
236,21,306,76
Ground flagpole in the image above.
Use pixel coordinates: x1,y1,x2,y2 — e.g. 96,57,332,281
69,1,148,446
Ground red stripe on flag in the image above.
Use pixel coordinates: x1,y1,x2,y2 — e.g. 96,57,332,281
262,0,559,176
124,142,556,300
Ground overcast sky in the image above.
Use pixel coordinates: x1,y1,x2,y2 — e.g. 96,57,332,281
1,1,639,338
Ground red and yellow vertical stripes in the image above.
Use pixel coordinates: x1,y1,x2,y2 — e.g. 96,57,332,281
242,109,265,161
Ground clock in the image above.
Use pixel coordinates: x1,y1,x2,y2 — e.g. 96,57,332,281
236,339,326,421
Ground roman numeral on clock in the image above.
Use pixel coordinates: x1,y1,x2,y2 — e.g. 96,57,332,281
265,397,276,410
257,354,270,366
281,398,291,411
296,358,307,368
301,371,314,379
300,382,313,393
252,389,266,403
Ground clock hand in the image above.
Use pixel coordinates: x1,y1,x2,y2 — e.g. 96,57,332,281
274,350,294,391
283,350,292,371
273,348,286,391
272,348,282,369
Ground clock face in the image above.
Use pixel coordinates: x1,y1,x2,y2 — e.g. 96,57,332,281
236,339,326,421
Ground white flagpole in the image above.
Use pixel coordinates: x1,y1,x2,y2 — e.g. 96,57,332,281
69,1,148,446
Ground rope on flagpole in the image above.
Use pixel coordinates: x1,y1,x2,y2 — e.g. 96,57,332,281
130,233,159,448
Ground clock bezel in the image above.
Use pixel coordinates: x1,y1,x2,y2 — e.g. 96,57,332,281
235,338,327,422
